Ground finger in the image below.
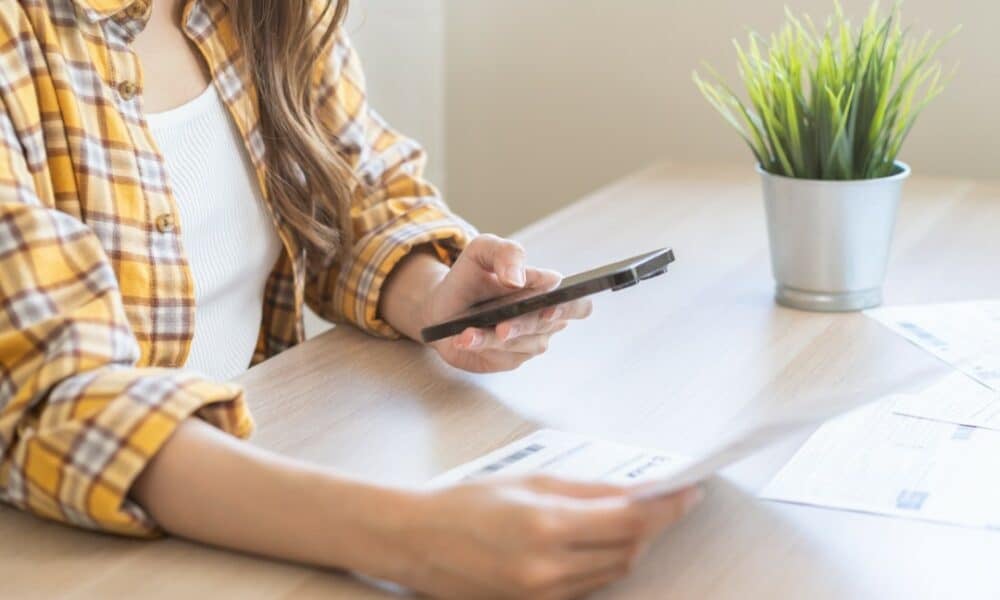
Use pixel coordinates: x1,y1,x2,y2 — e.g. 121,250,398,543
639,486,705,534
459,234,527,288
452,327,509,352
514,319,569,339
554,489,702,552
539,320,571,336
539,298,594,324
496,312,567,342
491,269,563,340
526,475,631,499
501,333,554,356
540,565,630,600
520,477,643,546
452,327,490,350
632,540,654,566
495,313,542,343
490,271,561,341
502,300,590,341
497,303,575,343
456,323,566,352
451,329,548,371
524,267,562,292
547,500,645,547
559,491,706,548
556,546,634,579
464,348,534,373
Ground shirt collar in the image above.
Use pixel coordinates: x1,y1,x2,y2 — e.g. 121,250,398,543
72,0,228,23
73,0,140,22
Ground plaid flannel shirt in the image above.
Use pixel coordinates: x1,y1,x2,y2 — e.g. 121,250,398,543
0,0,473,536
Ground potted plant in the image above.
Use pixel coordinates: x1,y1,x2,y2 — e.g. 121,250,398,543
694,1,956,311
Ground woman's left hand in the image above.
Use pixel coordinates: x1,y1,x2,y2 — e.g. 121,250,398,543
421,234,593,373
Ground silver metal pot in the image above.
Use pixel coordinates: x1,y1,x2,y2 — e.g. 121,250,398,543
758,162,910,312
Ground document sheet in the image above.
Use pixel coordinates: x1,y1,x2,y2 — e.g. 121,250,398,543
867,300,1000,392
430,420,816,497
893,372,1000,431
761,399,1000,529
428,429,692,488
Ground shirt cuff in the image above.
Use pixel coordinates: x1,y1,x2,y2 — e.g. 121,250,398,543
1,368,253,538
333,203,476,338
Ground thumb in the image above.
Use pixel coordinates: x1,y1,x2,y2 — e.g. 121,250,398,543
457,234,527,288
523,267,563,292
525,475,629,499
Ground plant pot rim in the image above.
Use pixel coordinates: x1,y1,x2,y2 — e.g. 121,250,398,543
755,161,911,184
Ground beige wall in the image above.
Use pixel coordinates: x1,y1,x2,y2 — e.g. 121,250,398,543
444,0,999,235
312,1,996,336
349,1,446,188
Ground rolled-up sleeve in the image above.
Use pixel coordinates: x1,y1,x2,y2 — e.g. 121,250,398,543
305,29,477,338
0,109,253,537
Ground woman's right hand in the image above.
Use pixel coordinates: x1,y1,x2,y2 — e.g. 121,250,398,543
397,475,704,599
130,419,701,598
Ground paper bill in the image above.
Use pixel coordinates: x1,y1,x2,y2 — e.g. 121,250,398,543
762,399,1000,529
867,300,1000,392
893,371,1000,431
427,429,693,488
429,419,816,499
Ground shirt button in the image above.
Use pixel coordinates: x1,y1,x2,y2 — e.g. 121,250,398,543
155,213,175,233
117,81,139,100
125,1,149,19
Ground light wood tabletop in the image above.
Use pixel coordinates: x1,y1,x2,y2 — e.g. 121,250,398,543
4,162,999,599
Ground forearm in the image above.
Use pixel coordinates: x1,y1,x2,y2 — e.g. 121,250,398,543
379,247,449,341
131,419,420,580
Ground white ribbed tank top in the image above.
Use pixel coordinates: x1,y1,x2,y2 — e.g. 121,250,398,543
147,85,283,381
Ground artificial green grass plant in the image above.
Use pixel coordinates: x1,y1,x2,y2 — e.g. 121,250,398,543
694,1,956,180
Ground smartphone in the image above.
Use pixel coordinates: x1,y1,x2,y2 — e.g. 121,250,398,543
420,247,675,343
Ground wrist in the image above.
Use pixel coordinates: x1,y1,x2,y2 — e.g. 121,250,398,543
380,248,449,342
377,488,451,587
315,474,427,581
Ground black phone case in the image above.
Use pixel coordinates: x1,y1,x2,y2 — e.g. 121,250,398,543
419,248,675,343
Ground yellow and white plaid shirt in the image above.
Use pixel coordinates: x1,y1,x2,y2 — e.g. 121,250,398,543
0,0,473,536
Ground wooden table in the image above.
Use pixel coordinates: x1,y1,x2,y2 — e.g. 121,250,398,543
5,163,1000,599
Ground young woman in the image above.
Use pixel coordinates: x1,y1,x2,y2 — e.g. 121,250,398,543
0,1,702,597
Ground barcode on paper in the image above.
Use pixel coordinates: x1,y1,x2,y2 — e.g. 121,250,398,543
473,443,546,478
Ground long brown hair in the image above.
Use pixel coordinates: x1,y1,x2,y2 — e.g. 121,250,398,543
232,0,354,267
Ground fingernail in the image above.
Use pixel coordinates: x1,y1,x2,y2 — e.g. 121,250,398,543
547,307,563,322
505,324,519,340
506,266,525,287
467,330,483,348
